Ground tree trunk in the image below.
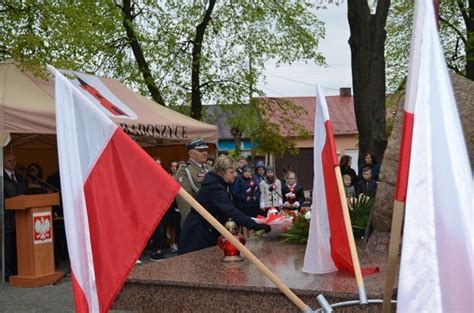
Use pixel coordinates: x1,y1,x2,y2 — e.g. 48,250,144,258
190,0,216,120
348,0,391,165
121,0,166,106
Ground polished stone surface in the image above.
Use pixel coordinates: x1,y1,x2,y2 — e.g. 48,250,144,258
114,237,396,312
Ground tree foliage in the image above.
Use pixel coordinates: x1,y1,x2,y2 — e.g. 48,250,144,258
0,1,123,77
222,97,310,158
0,0,326,156
386,0,473,91
0,1,325,110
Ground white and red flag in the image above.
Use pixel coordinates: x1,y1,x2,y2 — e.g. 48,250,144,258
396,1,473,312
303,85,377,275
52,66,180,312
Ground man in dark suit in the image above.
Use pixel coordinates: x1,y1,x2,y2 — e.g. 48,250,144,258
3,152,27,281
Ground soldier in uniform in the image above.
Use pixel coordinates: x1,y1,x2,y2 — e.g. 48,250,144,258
175,138,211,227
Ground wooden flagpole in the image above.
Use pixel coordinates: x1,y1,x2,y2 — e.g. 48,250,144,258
178,188,311,312
382,200,405,313
334,166,368,304
383,2,440,310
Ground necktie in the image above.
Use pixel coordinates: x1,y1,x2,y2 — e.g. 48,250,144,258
11,173,17,184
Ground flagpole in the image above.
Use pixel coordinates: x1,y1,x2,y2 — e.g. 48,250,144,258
382,200,404,313
178,188,312,313
334,166,368,304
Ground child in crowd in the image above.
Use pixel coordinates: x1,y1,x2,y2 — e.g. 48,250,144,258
231,165,261,218
259,166,282,211
343,174,356,198
254,161,266,185
356,167,377,197
282,171,305,211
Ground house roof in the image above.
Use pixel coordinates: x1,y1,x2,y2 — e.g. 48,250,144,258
257,95,358,136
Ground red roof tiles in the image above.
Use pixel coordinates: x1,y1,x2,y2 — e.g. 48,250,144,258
257,96,358,136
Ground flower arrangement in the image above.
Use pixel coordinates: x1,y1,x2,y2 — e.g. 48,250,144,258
252,194,374,243
278,208,311,244
253,208,294,239
347,194,375,238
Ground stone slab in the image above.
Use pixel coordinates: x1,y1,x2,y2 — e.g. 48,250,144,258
113,238,396,312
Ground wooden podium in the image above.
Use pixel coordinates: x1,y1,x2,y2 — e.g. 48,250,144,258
5,193,64,287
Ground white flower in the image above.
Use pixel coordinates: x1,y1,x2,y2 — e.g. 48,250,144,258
267,208,279,217
304,211,311,220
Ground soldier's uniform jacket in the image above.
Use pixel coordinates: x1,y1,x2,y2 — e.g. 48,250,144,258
175,159,210,226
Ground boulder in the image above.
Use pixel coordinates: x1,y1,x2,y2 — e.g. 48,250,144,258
367,73,473,254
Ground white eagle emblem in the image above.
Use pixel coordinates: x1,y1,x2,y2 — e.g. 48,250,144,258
34,217,51,240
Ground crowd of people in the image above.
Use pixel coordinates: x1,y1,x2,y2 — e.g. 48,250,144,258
148,138,310,257
339,152,380,199
2,139,382,276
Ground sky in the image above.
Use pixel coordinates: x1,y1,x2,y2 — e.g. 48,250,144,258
258,4,352,97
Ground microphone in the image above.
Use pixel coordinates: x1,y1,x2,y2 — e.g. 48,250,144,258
27,173,38,181
27,173,61,192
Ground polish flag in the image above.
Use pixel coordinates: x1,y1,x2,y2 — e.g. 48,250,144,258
303,85,378,275
396,1,473,312
52,66,180,312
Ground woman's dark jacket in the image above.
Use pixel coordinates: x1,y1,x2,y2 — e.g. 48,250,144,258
179,172,259,255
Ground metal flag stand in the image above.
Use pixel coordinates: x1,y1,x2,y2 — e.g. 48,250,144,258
315,295,397,313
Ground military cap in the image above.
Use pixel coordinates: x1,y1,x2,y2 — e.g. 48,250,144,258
186,137,208,150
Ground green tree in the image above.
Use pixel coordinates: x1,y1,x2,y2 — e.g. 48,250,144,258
0,1,123,77
0,1,325,112
155,0,326,119
386,0,473,91
222,97,309,159
1,1,325,156
117,0,167,105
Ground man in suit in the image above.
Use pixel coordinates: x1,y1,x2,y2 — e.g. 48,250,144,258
175,138,211,227
3,152,27,281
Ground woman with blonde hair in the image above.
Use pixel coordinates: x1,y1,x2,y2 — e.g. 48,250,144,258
179,156,271,255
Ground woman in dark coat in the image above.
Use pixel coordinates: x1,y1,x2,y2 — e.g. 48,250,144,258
358,152,380,182
339,155,358,186
179,156,271,255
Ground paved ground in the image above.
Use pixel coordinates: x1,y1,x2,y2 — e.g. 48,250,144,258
0,277,74,313
0,249,177,312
